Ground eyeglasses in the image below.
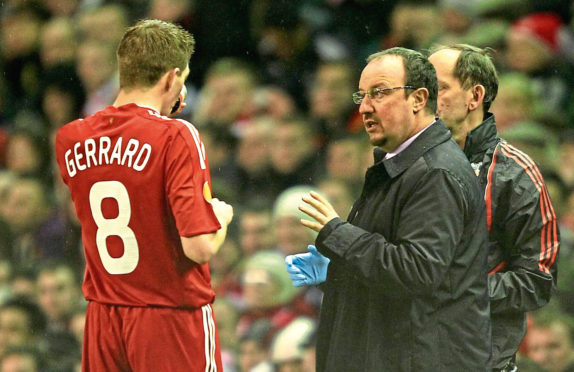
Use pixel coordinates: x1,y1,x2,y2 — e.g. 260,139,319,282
352,86,415,105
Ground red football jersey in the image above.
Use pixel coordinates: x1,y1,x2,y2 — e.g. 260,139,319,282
56,104,221,309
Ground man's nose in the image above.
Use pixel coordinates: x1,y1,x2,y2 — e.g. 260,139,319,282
359,96,374,114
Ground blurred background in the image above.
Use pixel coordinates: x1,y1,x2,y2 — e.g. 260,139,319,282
1,0,574,371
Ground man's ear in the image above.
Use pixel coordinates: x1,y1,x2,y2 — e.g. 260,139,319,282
164,67,181,92
468,85,486,111
412,88,429,113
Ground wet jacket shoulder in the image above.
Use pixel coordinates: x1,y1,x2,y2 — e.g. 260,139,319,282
314,120,491,371
464,113,559,368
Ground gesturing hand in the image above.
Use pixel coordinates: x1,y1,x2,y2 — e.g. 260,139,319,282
285,245,330,286
299,191,340,233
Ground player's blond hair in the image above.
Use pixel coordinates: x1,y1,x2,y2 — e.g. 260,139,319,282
117,19,195,89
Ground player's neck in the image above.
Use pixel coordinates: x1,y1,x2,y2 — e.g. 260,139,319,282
114,87,163,113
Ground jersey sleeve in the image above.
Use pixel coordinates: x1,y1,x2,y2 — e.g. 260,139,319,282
55,123,76,186
164,123,221,237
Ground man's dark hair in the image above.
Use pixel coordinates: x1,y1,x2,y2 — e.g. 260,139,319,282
367,47,438,114
1,296,47,337
240,319,274,349
0,345,47,370
429,44,499,112
529,306,574,344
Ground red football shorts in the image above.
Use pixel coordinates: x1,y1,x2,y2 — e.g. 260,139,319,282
82,301,222,372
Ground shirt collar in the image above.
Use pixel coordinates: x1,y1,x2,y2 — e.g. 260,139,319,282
380,119,452,179
384,119,436,160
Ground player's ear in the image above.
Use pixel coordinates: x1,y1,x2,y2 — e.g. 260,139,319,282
164,67,181,92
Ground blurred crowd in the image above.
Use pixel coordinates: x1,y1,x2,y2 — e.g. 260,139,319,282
1,0,574,371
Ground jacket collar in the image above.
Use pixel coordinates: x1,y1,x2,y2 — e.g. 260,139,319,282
373,119,452,179
463,113,499,161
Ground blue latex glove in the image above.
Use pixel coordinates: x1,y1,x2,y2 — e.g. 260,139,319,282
285,245,330,287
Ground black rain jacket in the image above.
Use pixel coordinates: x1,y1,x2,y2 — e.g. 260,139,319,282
315,120,491,371
464,113,559,369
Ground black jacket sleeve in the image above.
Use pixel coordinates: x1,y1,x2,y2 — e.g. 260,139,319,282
316,169,469,298
488,161,559,314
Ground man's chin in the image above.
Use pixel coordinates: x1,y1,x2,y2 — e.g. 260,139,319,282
368,135,386,148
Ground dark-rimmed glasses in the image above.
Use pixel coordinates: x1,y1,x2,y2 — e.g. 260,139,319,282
352,86,415,105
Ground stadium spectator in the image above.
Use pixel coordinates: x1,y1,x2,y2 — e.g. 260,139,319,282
234,118,276,205
503,12,574,128
238,203,275,258
252,0,318,111
9,268,37,302
270,317,315,372
4,125,52,185
35,262,81,371
525,306,574,372
252,85,297,122
499,120,560,171
36,261,82,335
76,4,130,48
273,186,320,257
2,177,68,270
269,116,323,194
146,0,194,30
38,17,76,70
0,297,46,356
41,67,85,131
75,40,118,116
323,135,370,196
237,251,314,342
193,57,259,134
383,3,444,50
0,345,47,372
41,0,81,17
489,72,539,131
237,319,273,372
0,6,44,121
200,124,240,203
308,60,362,143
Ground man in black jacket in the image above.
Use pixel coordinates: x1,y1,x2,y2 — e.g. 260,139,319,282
286,47,491,371
428,44,560,372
